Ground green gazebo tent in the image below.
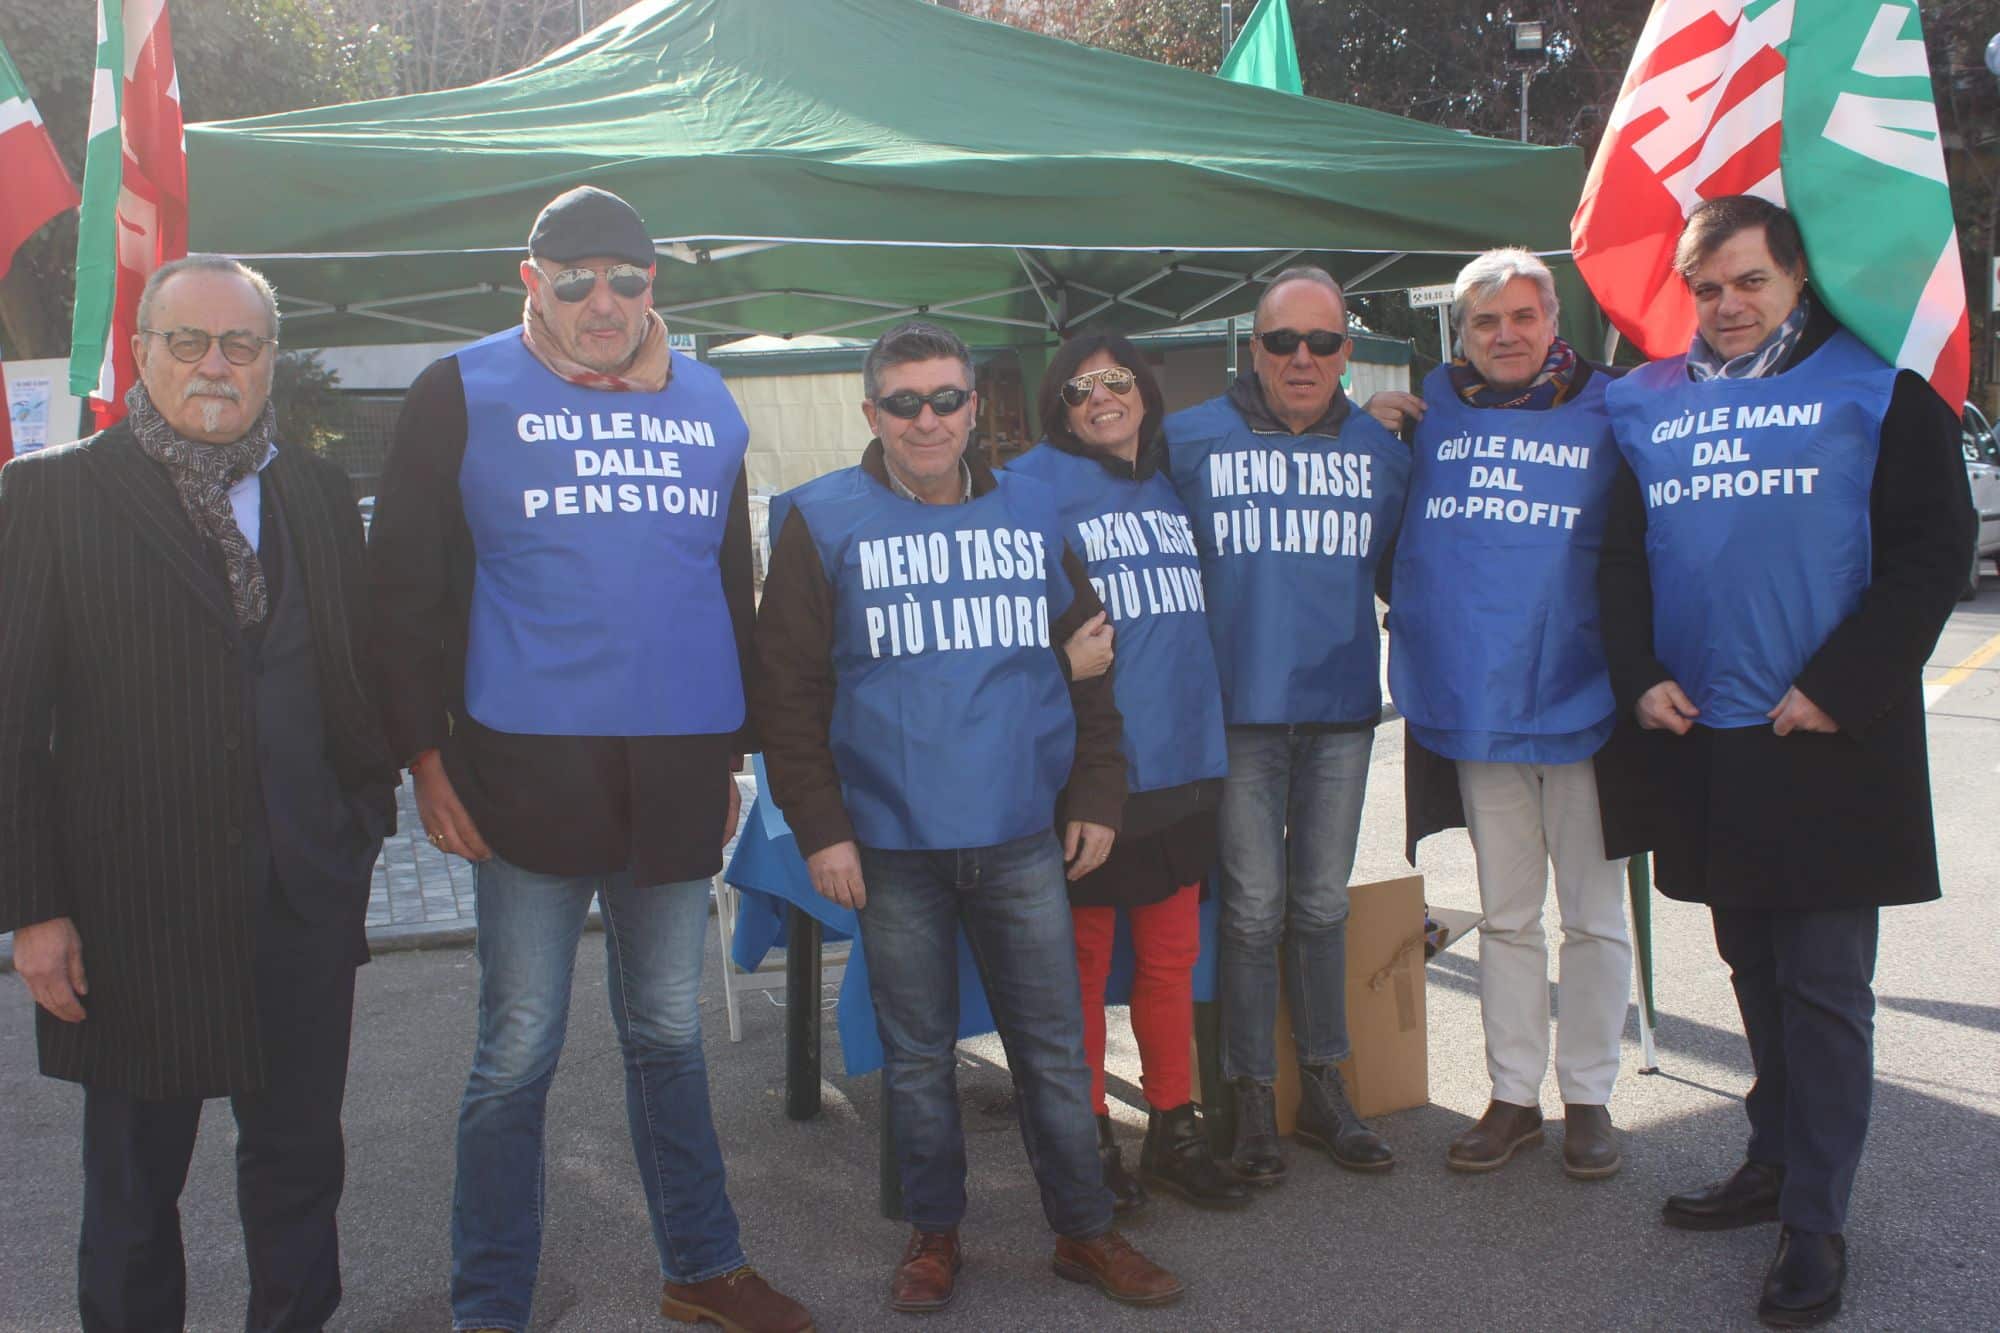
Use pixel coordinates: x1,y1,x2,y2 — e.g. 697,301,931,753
186,0,1601,353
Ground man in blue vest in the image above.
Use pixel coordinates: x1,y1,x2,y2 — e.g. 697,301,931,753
1162,267,1412,1183
368,187,810,1333
1599,196,1970,1328
1372,249,1638,1180
755,321,1183,1315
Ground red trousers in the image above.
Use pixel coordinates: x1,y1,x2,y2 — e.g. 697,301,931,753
1071,884,1201,1116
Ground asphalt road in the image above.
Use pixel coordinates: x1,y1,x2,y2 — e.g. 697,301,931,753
4,591,1997,1331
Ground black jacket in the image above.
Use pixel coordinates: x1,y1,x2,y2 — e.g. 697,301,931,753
0,427,397,1097
1596,306,1972,909
1026,429,1222,908
365,354,755,884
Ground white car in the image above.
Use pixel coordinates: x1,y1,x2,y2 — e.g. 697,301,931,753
1963,404,1999,600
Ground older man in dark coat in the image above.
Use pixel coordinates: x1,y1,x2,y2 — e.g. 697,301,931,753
0,255,396,1332
1598,196,1971,1329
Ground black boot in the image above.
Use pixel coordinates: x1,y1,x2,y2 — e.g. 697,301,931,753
1295,1063,1395,1172
1141,1103,1251,1210
1758,1227,1845,1328
1228,1078,1287,1186
1097,1114,1148,1214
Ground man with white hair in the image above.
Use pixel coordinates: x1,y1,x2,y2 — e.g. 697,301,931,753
1,254,397,1329
1370,248,1640,1180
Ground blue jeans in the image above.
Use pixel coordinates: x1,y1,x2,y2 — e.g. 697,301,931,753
856,830,1114,1240
1216,726,1373,1083
450,858,742,1332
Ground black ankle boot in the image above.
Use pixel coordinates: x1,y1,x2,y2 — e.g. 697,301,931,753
1097,1114,1148,1214
1141,1103,1251,1209
1295,1063,1395,1172
1228,1077,1288,1185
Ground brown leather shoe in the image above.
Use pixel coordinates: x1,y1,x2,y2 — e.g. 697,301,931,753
660,1264,813,1332
1563,1103,1622,1180
1446,1099,1545,1173
1051,1230,1184,1307
888,1229,962,1314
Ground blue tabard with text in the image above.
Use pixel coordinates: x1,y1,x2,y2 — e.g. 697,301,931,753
772,467,1077,851
1007,443,1227,794
456,331,748,735
1163,396,1411,725
1606,330,1893,729
1388,367,1619,763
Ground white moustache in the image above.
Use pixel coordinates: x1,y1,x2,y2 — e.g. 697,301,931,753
185,378,241,401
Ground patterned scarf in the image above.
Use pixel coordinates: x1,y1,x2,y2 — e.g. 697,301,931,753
520,298,673,392
1687,295,1809,382
126,380,275,627
1448,336,1582,411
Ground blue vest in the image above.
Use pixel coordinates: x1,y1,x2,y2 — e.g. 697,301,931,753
773,465,1078,851
455,331,748,736
1163,395,1411,725
1006,443,1228,794
1606,330,1893,728
1388,367,1619,763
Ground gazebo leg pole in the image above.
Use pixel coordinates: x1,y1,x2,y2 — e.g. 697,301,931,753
784,911,822,1120
880,1073,904,1221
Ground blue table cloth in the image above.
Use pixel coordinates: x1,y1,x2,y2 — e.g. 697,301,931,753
724,757,1218,1077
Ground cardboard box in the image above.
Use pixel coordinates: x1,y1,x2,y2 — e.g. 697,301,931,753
1197,874,1429,1125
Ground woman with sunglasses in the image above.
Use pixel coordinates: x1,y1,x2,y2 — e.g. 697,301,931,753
1007,336,1248,1214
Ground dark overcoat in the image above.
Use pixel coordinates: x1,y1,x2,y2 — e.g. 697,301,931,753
0,425,398,1098
1594,311,1972,911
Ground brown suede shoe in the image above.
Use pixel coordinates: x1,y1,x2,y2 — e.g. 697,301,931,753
1562,1103,1622,1180
660,1264,813,1333
888,1229,962,1314
1051,1230,1184,1307
1446,1099,1545,1173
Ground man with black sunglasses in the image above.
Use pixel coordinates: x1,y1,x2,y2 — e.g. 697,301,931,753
1163,265,1412,1186
367,186,811,1333
756,321,1184,1315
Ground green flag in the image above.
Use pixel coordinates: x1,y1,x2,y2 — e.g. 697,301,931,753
1219,0,1302,95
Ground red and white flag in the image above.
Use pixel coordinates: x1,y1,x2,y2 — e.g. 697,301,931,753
1,37,82,464
68,0,186,430
1573,0,1969,410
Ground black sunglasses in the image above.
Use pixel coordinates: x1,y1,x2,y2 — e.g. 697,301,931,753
875,387,971,420
1257,328,1347,357
544,263,652,303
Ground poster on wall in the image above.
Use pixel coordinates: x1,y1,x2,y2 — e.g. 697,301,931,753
8,375,54,454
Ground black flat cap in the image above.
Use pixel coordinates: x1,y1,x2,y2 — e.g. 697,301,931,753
528,186,655,268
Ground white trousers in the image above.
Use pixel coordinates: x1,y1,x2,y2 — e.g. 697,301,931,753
1457,757,1632,1107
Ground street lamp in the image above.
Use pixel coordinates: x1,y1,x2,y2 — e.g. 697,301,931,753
1510,20,1550,143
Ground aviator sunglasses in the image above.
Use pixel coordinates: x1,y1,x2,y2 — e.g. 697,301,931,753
543,262,653,302
1060,366,1137,406
1257,328,1347,357
874,387,971,420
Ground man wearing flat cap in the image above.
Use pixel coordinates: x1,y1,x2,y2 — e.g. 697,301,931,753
368,187,810,1333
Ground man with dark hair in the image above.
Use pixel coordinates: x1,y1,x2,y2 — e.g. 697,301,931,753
367,186,809,1333
1600,194,1972,1327
756,320,1183,1315
1,255,396,1331
1163,266,1412,1184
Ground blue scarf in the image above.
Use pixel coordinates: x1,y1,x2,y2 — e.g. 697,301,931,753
1687,295,1810,382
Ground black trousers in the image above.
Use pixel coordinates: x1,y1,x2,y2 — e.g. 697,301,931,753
77,882,361,1332
1711,904,1879,1235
